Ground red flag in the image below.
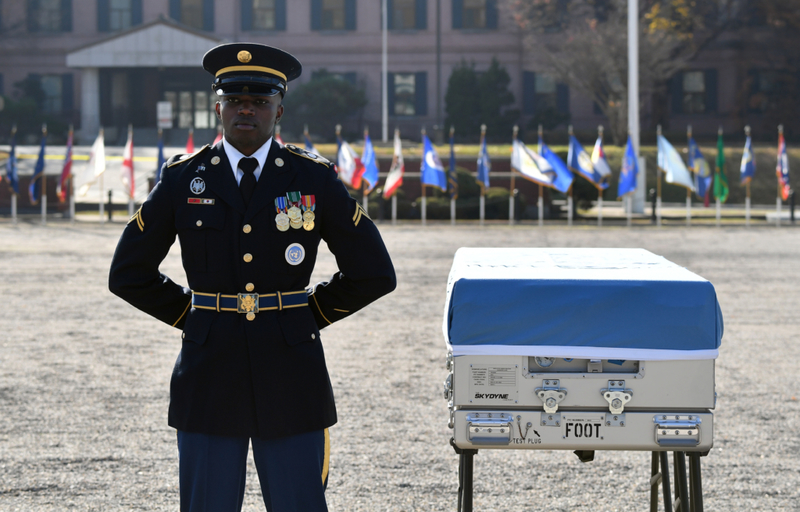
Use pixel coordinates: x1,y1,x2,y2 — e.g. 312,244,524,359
213,125,223,145
57,127,74,202
275,125,284,145
121,125,135,200
383,129,405,198
186,129,195,153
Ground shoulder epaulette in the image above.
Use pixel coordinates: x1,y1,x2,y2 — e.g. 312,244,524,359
166,144,211,168
285,144,331,166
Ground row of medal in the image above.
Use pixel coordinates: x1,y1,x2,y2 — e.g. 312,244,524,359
275,192,315,231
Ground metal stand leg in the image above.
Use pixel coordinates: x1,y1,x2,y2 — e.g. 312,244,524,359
673,452,689,512
660,452,673,512
451,438,477,512
650,451,674,512
688,452,704,512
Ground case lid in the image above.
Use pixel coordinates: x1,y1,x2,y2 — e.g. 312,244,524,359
443,248,723,360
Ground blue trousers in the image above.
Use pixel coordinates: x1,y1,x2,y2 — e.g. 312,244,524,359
177,429,329,512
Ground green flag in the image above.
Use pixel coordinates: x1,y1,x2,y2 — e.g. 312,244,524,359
714,131,729,203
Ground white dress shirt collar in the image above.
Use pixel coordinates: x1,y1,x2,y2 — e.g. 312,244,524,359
222,137,272,185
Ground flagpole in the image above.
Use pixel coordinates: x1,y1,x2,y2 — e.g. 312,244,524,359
744,125,751,227
362,126,369,214
479,124,486,226
421,127,427,226
10,124,17,224
716,126,723,228
450,125,456,226
510,125,517,226
567,125,574,227
127,124,135,217
69,168,75,223
536,124,543,227
656,125,662,227
686,125,692,226
41,123,47,226
99,127,105,224
626,194,632,227
776,124,783,228
381,0,388,142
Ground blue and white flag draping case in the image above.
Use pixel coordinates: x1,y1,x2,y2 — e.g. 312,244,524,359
740,134,755,185
511,139,552,187
361,133,380,193
448,133,458,200
443,248,723,361
155,132,165,185
568,135,608,189
617,136,639,197
421,134,447,191
657,135,695,191
28,132,47,205
476,136,491,189
6,130,19,194
688,136,712,200
539,137,573,194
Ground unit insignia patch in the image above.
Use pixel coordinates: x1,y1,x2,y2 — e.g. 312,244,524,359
190,177,206,194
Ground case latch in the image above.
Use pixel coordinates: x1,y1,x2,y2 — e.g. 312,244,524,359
535,379,567,413
601,380,633,414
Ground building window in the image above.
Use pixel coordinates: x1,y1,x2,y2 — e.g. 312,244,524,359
170,0,213,31
254,0,276,29
312,0,355,31
109,0,132,30
389,72,427,117
453,0,496,29
390,0,425,30
311,70,357,85
523,71,569,123
164,90,216,129
322,0,345,29
671,69,717,114
28,0,72,32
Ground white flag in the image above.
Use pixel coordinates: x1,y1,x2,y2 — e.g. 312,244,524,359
78,130,107,197
511,140,552,186
383,130,405,198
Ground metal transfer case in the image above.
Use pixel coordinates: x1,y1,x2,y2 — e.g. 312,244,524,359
443,248,723,453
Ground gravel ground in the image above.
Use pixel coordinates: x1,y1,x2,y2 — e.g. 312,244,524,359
0,219,798,511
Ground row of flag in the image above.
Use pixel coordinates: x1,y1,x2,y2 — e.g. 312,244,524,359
4,124,791,207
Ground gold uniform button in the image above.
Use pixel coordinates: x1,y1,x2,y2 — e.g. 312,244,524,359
311,334,316,340
243,224,252,234
246,312,256,321
196,220,203,227
243,253,253,263
182,333,186,339
245,283,255,292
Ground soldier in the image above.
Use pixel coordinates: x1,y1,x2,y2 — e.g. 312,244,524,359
109,43,396,512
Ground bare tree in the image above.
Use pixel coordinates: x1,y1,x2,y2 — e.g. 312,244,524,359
501,0,732,144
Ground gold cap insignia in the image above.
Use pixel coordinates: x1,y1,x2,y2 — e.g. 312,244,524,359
275,158,284,167
237,51,252,63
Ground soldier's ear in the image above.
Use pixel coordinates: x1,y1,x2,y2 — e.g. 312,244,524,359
215,101,221,119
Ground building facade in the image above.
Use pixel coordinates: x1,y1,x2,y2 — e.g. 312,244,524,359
0,0,789,145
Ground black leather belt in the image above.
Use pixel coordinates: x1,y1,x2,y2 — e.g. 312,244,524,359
192,290,308,314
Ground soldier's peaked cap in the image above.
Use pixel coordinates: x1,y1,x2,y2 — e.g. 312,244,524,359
203,42,302,97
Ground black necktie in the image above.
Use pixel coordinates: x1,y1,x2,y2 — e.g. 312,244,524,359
239,157,258,207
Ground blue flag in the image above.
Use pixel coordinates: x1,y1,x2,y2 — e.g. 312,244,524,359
155,132,165,185
29,131,47,205
304,133,320,156
476,135,491,190
687,136,711,201
448,133,458,200
6,129,19,194
740,135,755,185
568,135,608,189
617,136,639,198
421,134,447,191
539,137,573,194
361,133,379,193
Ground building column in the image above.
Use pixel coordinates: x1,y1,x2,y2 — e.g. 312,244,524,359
79,67,100,143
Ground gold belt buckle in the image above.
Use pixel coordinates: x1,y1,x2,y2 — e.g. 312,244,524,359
237,293,259,315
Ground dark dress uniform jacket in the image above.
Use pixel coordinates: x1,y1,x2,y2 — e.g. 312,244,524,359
109,140,396,439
